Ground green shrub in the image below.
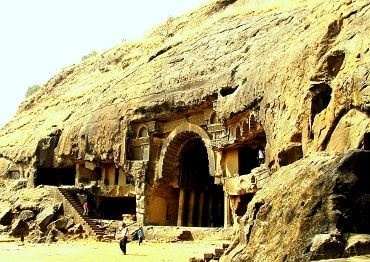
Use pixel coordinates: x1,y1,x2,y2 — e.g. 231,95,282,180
82,50,98,61
25,84,41,98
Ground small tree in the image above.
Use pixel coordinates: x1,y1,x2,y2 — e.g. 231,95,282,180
81,50,98,61
25,84,41,98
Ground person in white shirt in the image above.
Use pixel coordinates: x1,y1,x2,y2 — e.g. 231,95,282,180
119,223,129,255
258,149,265,165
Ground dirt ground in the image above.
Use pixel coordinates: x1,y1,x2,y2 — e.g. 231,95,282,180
0,238,225,262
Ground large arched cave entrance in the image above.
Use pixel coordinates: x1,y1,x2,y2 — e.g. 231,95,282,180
147,131,223,227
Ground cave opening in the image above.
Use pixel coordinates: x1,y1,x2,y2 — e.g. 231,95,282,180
238,146,259,175
96,196,136,220
35,167,75,186
235,194,254,217
178,136,224,227
149,131,223,227
309,83,332,138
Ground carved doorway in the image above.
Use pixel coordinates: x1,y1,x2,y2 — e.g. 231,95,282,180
176,135,224,227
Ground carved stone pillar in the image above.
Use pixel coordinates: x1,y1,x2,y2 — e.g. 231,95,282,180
198,192,205,227
177,188,185,226
188,190,196,227
224,192,231,228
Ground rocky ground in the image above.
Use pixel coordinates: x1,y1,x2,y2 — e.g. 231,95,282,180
221,150,370,262
0,180,88,243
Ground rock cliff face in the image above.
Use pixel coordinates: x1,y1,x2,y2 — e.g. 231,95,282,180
0,0,368,170
0,0,369,260
222,150,370,261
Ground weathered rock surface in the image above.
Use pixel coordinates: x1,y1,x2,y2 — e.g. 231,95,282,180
221,150,370,261
67,223,82,235
0,0,368,259
46,227,65,243
35,203,61,232
0,203,11,225
0,183,79,242
46,216,74,233
343,234,370,258
0,0,368,174
9,219,29,237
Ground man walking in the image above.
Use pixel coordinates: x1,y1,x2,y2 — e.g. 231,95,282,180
119,223,129,255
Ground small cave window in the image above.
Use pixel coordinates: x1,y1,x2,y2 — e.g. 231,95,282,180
236,126,241,139
238,146,259,175
220,85,238,97
96,196,136,220
94,167,102,181
326,51,345,79
277,145,303,167
248,114,257,131
235,194,254,217
35,167,76,186
242,120,248,133
310,83,332,122
137,126,148,138
209,112,217,124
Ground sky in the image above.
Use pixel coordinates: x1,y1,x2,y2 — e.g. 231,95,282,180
0,0,210,128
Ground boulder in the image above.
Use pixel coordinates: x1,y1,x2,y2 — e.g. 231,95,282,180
7,179,27,192
343,234,370,257
36,206,57,231
46,228,65,243
310,233,345,260
47,216,74,233
0,204,12,225
18,210,35,222
222,150,370,262
0,225,9,233
28,229,45,243
67,223,82,234
9,219,29,237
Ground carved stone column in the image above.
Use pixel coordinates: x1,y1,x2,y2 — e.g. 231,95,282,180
207,194,213,227
198,192,205,227
188,190,196,226
224,192,231,228
177,188,185,226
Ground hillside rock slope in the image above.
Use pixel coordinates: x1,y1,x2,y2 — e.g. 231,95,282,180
0,0,369,261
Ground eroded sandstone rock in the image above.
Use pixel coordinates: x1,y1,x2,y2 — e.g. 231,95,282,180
9,219,29,238
0,0,369,259
36,203,62,232
222,150,370,261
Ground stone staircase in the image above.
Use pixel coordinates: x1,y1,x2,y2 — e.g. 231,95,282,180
56,187,105,239
190,243,230,262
